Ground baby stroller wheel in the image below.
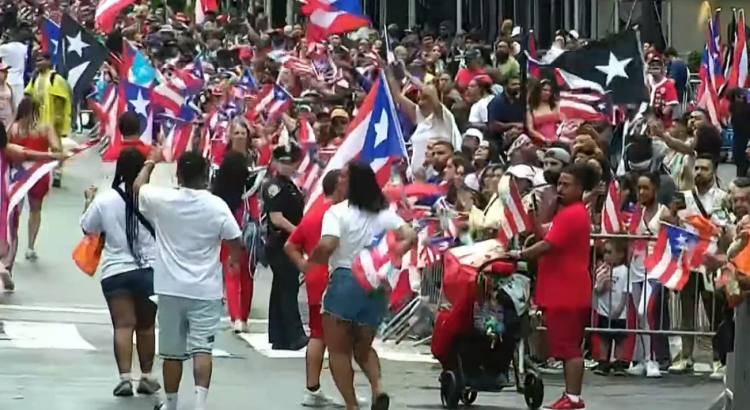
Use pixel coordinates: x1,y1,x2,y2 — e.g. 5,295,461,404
460,390,477,405
439,371,462,409
523,374,544,410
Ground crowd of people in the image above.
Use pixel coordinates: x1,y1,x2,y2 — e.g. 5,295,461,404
0,2,745,410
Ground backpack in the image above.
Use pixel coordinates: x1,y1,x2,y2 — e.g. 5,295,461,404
242,168,268,267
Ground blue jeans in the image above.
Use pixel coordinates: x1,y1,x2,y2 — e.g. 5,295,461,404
322,268,388,328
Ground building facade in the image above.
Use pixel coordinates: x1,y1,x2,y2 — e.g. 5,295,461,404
265,0,750,54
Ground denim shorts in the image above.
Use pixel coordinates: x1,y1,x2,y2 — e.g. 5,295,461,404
322,268,388,328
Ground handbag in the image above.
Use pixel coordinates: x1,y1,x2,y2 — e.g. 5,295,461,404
72,234,105,276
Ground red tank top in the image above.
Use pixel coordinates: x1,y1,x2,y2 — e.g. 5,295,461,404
11,129,50,152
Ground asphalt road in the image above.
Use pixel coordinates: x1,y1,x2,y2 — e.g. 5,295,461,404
0,143,732,410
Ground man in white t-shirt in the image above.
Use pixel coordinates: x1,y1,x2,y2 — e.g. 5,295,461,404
0,32,27,109
134,150,242,410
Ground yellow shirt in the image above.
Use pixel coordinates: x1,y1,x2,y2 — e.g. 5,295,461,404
25,70,72,138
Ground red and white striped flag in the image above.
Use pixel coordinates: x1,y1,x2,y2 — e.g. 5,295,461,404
6,138,101,241
351,231,411,305
497,179,531,245
600,180,622,234
559,91,609,122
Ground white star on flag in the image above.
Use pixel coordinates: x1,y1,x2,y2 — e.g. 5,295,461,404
595,52,632,86
373,109,389,147
66,32,89,57
130,90,150,116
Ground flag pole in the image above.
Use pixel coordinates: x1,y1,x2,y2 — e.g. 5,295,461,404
519,0,529,136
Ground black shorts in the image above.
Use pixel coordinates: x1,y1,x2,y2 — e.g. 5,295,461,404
597,314,627,343
101,268,156,329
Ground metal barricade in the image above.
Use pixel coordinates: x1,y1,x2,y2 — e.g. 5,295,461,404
529,232,726,372
380,258,445,346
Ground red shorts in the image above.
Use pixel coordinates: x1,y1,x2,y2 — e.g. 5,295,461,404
308,304,324,340
545,307,590,360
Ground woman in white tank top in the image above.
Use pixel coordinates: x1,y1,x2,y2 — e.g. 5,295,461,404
627,173,672,378
0,63,14,127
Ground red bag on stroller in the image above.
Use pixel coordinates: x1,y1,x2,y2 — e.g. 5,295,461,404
431,253,478,363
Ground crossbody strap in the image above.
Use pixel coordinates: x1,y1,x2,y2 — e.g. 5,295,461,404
114,187,155,237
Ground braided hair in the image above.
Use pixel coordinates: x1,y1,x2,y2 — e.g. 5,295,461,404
112,147,147,265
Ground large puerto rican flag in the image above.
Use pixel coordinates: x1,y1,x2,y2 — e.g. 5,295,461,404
304,69,407,213
301,0,370,42
644,223,699,291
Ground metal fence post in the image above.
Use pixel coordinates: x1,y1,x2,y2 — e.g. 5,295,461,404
730,299,750,410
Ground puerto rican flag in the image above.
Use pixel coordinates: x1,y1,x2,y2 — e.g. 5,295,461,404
301,0,370,42
600,180,622,234
727,9,748,89
102,41,155,161
697,8,724,125
351,230,412,306
645,223,699,291
304,69,407,213
95,0,136,32
5,138,100,241
246,84,293,122
559,91,610,122
496,178,531,245
195,0,218,24
40,17,60,66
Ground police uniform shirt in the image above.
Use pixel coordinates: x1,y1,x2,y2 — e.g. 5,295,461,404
262,174,304,250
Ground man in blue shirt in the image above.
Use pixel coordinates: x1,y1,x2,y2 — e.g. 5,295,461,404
665,47,688,109
487,75,525,149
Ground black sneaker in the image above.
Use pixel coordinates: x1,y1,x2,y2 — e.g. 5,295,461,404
612,360,629,377
136,378,161,395
113,380,134,397
372,393,390,410
593,362,611,376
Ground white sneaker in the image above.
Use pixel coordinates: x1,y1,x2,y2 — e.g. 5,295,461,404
331,394,369,408
302,389,332,407
25,249,37,261
232,320,244,334
627,362,646,376
710,362,725,381
646,361,662,378
242,321,251,333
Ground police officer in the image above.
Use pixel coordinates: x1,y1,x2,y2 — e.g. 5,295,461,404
262,142,308,350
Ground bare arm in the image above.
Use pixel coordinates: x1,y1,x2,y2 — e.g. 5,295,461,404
224,237,243,272
526,111,546,142
269,212,296,234
284,241,309,273
385,66,417,123
310,235,339,265
45,124,61,152
518,240,553,260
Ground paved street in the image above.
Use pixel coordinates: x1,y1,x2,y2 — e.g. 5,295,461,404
0,144,732,410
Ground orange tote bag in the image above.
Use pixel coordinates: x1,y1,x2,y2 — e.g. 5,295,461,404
72,235,104,276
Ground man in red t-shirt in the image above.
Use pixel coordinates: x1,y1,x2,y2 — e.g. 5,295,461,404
455,48,487,93
102,112,152,161
648,57,679,129
284,170,346,407
507,163,595,410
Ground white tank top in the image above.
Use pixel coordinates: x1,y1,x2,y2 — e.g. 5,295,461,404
629,203,667,283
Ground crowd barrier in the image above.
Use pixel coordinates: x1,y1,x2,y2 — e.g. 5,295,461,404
381,232,726,360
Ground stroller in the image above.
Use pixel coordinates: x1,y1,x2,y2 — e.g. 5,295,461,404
431,253,544,409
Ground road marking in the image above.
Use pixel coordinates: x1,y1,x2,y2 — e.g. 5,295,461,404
0,304,269,325
239,333,437,363
0,321,95,350
0,304,110,315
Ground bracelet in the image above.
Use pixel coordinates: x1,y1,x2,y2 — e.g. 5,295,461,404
144,160,156,167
